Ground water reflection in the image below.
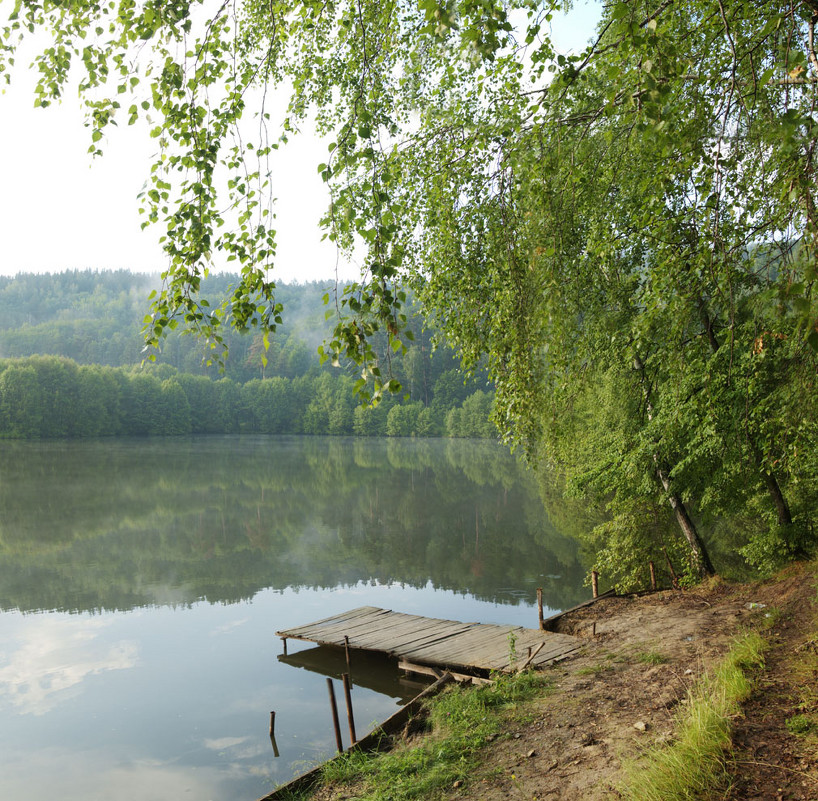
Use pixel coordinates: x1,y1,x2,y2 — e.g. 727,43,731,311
0,436,589,801
0,436,586,614
0,615,138,715
279,646,425,700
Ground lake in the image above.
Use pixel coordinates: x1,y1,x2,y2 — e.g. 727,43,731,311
0,436,586,801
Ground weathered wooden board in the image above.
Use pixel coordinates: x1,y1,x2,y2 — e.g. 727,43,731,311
277,606,582,674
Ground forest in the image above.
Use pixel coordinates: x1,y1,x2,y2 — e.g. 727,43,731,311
0,271,495,439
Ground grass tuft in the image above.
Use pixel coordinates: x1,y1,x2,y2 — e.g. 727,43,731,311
786,713,818,736
636,649,668,665
620,631,766,801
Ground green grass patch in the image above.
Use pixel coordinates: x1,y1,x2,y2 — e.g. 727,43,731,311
635,649,668,665
575,663,608,676
318,671,551,800
620,631,767,801
786,713,818,736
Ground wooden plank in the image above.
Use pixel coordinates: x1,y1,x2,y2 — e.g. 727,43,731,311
400,626,520,664
540,589,617,631
408,639,507,668
309,611,440,643
484,638,584,671
346,617,466,649
533,639,583,658
324,619,467,653
280,608,393,641
277,606,383,636
282,615,396,646
281,607,391,634
411,632,521,663
430,630,581,672
301,619,473,657
429,625,520,653
395,624,480,649
398,660,494,686
401,622,512,652
389,626,478,660
529,641,583,665
405,631,580,671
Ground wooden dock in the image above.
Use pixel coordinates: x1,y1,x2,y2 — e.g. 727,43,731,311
276,606,582,675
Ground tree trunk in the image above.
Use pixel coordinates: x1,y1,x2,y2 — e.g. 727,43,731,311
762,468,793,527
748,442,794,527
655,463,716,578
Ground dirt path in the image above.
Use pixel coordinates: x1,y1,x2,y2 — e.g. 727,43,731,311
726,568,818,801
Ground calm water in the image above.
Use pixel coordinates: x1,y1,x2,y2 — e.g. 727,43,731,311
0,436,586,800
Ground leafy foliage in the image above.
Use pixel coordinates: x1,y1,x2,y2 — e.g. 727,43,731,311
0,271,496,437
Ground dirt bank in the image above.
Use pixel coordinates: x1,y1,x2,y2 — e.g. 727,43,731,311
306,562,818,800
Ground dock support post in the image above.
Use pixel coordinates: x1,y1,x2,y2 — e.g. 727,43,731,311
342,673,357,745
649,561,657,591
344,635,351,674
537,588,544,630
326,678,344,753
281,638,288,655
591,571,599,599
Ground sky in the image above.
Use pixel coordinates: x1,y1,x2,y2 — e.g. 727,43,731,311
0,2,600,283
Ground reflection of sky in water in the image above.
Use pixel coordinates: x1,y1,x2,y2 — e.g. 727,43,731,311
0,581,546,801
0,616,138,715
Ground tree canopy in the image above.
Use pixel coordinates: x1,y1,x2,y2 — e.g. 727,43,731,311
3,0,818,583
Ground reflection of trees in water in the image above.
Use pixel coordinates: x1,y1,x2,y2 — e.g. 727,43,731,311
0,437,587,614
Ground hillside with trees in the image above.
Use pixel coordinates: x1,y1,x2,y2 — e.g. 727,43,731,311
0,271,494,439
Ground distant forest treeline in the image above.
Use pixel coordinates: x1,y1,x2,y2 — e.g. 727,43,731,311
0,270,495,439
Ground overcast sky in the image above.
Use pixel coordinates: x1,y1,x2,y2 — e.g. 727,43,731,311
0,3,599,283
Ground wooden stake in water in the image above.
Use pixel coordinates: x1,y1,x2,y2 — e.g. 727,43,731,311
537,588,544,630
326,678,344,753
269,711,280,758
342,672,357,745
344,635,351,674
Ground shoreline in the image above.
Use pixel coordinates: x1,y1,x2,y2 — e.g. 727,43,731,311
287,562,818,800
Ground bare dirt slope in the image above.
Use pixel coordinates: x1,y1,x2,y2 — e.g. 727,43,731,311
447,564,818,801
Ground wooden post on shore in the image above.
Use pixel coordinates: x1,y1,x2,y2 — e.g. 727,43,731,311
537,588,544,630
663,547,680,589
326,678,344,753
591,571,599,599
342,673,357,745
649,561,657,591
